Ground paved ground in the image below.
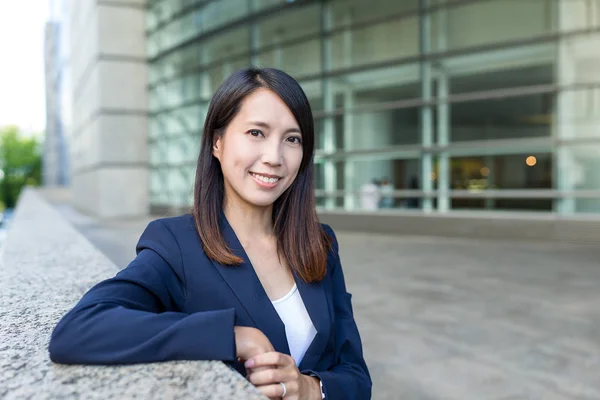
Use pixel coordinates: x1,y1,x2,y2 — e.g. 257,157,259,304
56,205,600,400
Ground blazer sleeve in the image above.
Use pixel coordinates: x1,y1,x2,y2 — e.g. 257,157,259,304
48,219,236,365
302,225,372,400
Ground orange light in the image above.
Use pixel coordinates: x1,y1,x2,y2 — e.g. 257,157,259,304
480,167,490,177
526,156,537,167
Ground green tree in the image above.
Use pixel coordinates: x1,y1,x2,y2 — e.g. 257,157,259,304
0,125,42,209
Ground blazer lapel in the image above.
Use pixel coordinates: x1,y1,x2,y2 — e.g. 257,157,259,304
296,274,331,371
209,214,290,356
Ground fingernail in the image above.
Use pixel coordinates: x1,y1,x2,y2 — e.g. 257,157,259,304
245,359,254,368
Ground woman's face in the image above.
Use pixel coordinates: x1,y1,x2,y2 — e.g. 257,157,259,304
213,88,304,209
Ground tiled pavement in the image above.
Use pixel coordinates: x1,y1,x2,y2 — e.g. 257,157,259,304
57,206,600,400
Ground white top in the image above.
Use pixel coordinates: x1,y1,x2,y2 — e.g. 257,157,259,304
271,284,317,366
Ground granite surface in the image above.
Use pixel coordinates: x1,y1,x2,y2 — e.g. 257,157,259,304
0,189,265,399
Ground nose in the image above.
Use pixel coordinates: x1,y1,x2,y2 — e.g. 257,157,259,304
261,137,283,167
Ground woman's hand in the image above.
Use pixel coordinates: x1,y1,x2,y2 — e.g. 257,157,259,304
245,352,321,400
234,326,274,363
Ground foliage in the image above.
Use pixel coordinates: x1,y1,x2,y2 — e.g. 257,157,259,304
0,126,42,209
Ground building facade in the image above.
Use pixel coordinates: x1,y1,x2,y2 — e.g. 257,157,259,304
48,0,600,223
43,0,71,187
146,0,600,217
46,0,149,218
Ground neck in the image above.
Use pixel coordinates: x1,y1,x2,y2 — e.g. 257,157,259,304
223,195,274,244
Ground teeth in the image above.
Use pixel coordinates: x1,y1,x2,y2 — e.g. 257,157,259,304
251,173,280,184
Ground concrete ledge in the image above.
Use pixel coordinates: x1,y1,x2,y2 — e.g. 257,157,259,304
0,189,264,399
318,209,600,243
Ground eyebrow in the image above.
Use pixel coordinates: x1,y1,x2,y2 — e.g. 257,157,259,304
249,121,302,135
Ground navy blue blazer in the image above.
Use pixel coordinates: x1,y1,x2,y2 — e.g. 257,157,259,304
49,214,372,400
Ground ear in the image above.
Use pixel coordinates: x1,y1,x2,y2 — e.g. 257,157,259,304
212,135,222,160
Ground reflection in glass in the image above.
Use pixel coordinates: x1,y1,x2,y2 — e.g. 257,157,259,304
256,39,321,78
450,154,552,190
256,4,320,50
330,0,419,29
449,93,554,142
431,0,555,53
331,17,419,70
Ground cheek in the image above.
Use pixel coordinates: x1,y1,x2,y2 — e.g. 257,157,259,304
288,150,303,175
221,145,251,173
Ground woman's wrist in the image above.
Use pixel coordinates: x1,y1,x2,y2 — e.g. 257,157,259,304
303,374,323,400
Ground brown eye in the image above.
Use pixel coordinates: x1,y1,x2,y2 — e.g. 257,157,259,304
287,136,302,144
248,129,264,137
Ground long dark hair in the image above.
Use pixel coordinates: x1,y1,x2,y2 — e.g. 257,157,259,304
192,67,330,283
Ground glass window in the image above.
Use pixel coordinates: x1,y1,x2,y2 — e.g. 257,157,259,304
333,158,422,210
314,162,325,191
431,0,556,53
573,199,600,214
166,166,192,206
150,168,170,204
149,118,167,141
450,197,553,212
200,27,249,66
314,119,327,151
449,153,553,191
330,64,420,109
449,63,554,94
152,104,207,137
150,79,186,110
201,0,249,32
559,0,600,31
556,86,600,140
256,38,321,78
559,144,600,191
330,17,419,70
330,0,419,29
149,138,169,167
167,133,200,164
201,58,251,95
448,93,554,142
252,0,300,12
298,79,323,111
316,106,421,152
256,4,320,51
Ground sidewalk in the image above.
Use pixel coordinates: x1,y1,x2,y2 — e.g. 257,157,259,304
56,205,600,400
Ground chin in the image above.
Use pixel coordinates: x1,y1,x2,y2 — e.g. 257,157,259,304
243,194,281,208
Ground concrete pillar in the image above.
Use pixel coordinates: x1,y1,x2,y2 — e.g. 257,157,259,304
342,10,353,69
343,87,355,209
435,3,450,212
555,0,600,214
321,2,336,209
342,10,354,209
420,0,433,212
70,0,148,218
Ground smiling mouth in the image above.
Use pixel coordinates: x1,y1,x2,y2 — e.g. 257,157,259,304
249,172,282,184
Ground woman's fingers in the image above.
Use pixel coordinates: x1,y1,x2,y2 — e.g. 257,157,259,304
245,351,291,369
256,382,298,399
248,367,296,386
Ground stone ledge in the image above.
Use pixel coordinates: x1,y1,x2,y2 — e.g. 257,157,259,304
0,189,264,399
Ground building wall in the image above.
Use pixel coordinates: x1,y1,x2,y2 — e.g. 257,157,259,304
43,7,70,188
69,0,149,218
146,0,600,216
556,0,600,213
51,0,600,219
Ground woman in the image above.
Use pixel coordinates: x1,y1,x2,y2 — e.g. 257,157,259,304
49,68,371,400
